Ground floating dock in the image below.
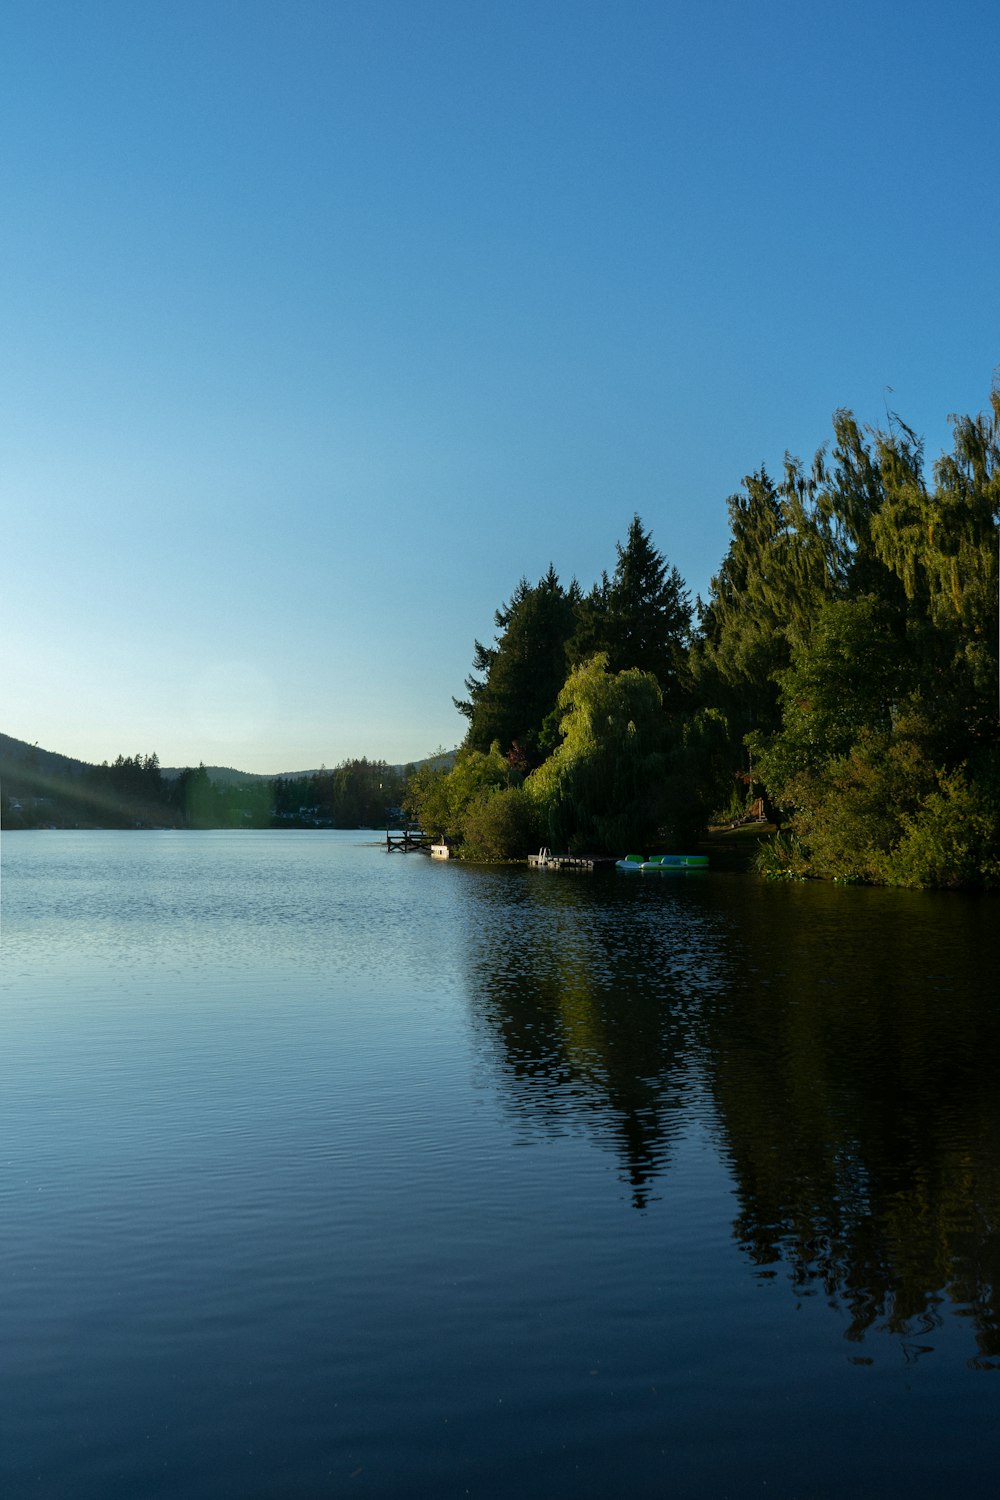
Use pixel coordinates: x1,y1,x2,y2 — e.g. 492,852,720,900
527,850,617,871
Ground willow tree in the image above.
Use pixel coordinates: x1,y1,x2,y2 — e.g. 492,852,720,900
749,391,1000,886
870,391,1000,744
696,411,924,706
528,653,668,854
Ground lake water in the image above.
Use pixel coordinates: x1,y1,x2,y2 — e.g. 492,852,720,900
2,829,998,1498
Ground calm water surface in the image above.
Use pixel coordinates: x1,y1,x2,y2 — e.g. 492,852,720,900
1,830,997,1497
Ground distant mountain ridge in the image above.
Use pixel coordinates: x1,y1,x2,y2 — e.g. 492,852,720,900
159,763,286,784
1,732,456,786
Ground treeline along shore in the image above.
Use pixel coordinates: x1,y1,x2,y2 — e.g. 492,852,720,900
4,389,998,887
0,747,410,833
406,389,1000,887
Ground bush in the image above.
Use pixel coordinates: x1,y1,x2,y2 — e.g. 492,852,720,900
881,766,1000,889
404,743,516,840
460,786,542,862
754,831,808,880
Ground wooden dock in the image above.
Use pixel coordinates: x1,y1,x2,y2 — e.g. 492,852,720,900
386,829,430,852
527,850,615,871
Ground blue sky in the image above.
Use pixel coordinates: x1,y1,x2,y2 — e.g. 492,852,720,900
2,0,997,773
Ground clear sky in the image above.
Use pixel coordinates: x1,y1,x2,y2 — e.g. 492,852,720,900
2,0,997,773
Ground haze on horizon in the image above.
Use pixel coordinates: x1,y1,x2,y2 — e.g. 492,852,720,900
2,0,997,776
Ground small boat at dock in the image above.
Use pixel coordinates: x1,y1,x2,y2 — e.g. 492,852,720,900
616,853,709,872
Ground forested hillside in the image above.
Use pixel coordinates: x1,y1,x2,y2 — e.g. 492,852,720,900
406,389,1000,886
0,739,409,831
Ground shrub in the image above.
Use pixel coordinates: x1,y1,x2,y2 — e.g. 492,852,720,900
881,767,1000,889
460,786,542,862
754,831,808,880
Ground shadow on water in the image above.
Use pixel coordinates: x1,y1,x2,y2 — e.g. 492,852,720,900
460,866,1000,1361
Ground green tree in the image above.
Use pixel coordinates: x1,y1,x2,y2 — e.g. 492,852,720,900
404,742,518,843
456,566,579,766
751,594,912,792
570,516,692,705
460,785,541,861
87,751,169,826
882,765,1000,888
693,469,790,734
169,764,216,828
871,389,999,745
528,654,668,854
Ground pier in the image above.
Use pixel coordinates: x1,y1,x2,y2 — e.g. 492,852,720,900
385,828,429,852
527,849,616,871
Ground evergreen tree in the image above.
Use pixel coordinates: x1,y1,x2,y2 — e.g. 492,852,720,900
455,566,579,766
570,516,692,705
693,468,790,737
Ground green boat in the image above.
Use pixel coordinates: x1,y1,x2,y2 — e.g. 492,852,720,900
615,853,709,872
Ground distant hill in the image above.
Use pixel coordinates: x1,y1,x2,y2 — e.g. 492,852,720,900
162,750,458,783
3,732,457,788
0,732,94,781
404,748,457,773
159,764,276,784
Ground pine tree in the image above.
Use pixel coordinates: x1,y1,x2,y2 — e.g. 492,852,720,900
570,516,692,705
455,567,579,766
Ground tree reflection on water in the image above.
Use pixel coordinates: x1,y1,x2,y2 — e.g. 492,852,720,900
463,870,725,1208
705,883,1000,1365
462,869,1000,1361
